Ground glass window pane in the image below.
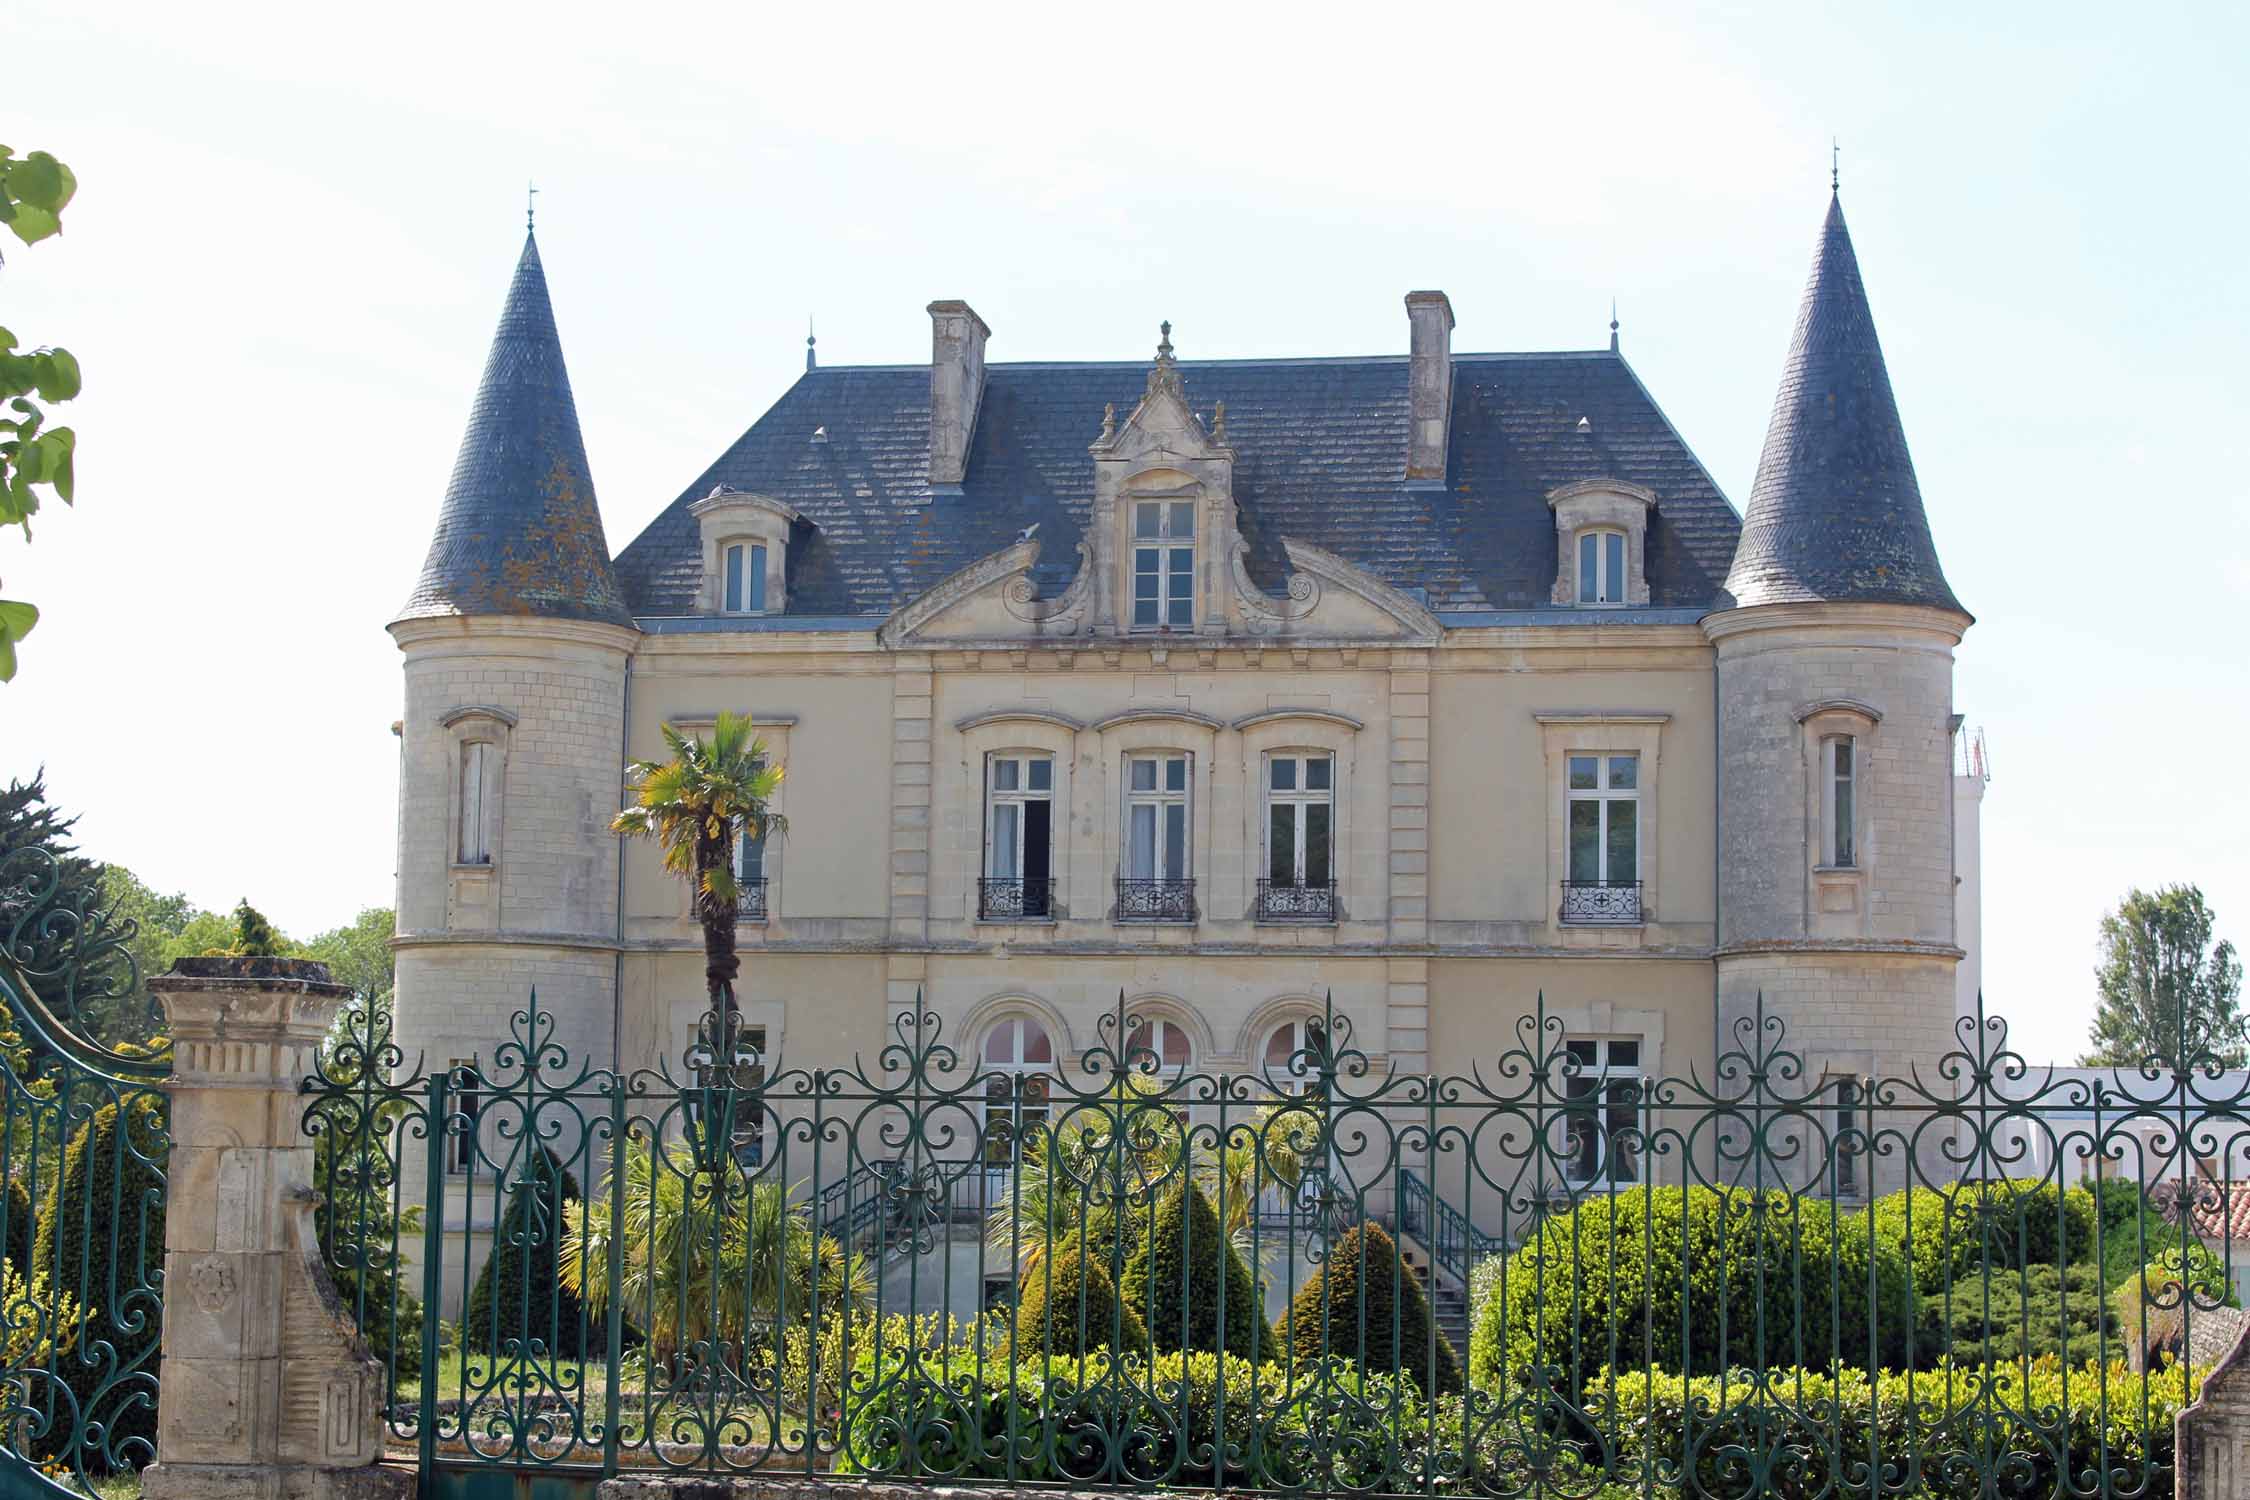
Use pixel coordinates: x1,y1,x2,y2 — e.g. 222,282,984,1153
1165,757,1187,792
992,758,1019,792
1169,501,1195,537
1023,1025,1052,1064
1307,756,1331,791
1129,803,1156,877
1271,757,1297,791
1027,759,1052,792
1305,803,1331,885
1609,1039,1640,1068
1133,597,1158,626
1608,755,1637,789
1135,503,1159,539
749,544,768,612
1266,1025,1297,1066
1168,593,1193,628
1569,799,1600,882
1579,533,1596,603
1569,755,1598,790
1131,758,1157,791
1834,738,1853,778
1834,778,1854,867
1607,800,1638,881
1135,548,1160,580
985,1021,1014,1064
739,829,765,880
1567,1039,1597,1067
724,545,744,612
1161,1022,1190,1066
1164,804,1186,876
1269,804,1295,885
990,805,1020,879
1605,533,1624,602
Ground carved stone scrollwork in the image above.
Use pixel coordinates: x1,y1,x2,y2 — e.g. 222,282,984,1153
1229,532,1320,635
1001,540,1093,634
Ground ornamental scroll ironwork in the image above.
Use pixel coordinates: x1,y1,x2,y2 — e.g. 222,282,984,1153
299,985,2250,1496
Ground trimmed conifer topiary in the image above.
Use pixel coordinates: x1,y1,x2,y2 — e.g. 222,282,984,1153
464,1146,591,1357
5,1176,32,1278
1119,1179,1271,1359
33,1093,167,1467
1287,1221,1460,1395
1013,1239,1148,1358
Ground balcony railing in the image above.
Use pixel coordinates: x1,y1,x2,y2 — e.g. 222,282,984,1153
1559,879,1641,925
736,877,769,923
1255,879,1336,923
1114,877,1196,923
978,877,1056,921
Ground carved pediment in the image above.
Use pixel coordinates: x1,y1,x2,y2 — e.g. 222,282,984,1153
876,538,1092,646
1231,536,1442,642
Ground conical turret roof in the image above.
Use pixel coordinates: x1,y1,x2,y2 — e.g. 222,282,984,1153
396,233,632,627
1723,194,1964,615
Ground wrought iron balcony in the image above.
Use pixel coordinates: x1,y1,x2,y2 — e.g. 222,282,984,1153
1559,879,1642,925
1114,877,1196,923
736,877,769,923
978,877,1056,921
1255,879,1336,923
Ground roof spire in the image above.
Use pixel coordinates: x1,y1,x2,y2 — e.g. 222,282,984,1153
1722,191,1964,615
527,179,538,233
395,233,631,627
1830,137,1840,194
1609,297,1620,353
806,316,817,371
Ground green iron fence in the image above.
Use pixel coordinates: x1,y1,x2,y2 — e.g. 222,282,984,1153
300,988,2246,1498
0,847,168,1498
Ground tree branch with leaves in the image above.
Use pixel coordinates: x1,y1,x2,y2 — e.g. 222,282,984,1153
0,146,82,682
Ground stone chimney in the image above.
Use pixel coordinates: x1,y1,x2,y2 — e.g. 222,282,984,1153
928,300,991,489
1404,290,1454,485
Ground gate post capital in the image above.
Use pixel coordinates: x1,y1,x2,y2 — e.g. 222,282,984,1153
143,957,410,1500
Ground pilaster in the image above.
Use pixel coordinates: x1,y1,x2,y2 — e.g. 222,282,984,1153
1387,652,1431,942
890,654,935,939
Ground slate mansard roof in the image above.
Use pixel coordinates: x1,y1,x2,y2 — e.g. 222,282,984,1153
610,349,1746,620
398,233,633,627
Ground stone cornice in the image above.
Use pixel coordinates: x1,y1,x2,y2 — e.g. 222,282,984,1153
1700,600,1971,646
1231,707,1365,732
1546,478,1657,510
954,708,1087,733
1531,710,1673,726
438,703,519,729
686,490,802,526
1717,939,1966,961
391,930,625,954
1794,697,1883,724
389,613,641,654
1089,706,1227,733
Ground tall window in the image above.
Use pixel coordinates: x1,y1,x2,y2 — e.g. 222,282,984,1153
1562,1037,1641,1186
1832,1076,1861,1198
445,1060,481,1174
1262,1018,1324,1095
1578,529,1626,605
735,1024,769,1166
458,743,494,865
1120,753,1192,919
983,755,1054,919
982,1017,1054,1167
1566,753,1638,909
1125,1017,1193,1078
734,816,769,921
1261,754,1334,921
1824,736,1856,868
723,542,769,613
1131,499,1196,630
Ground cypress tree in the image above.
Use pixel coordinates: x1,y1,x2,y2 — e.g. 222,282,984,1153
1287,1222,1460,1395
1013,1239,1148,1358
463,1146,590,1357
1119,1179,1271,1358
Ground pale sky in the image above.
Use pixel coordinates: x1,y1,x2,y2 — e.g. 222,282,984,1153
5,2,2244,1066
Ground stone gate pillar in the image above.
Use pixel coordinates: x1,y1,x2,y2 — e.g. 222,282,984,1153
142,956,410,1500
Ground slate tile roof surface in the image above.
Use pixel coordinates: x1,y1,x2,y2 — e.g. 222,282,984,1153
1724,194,1966,615
399,232,634,627
610,350,1744,620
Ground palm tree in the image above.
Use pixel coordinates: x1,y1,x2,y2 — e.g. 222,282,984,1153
611,712,786,1020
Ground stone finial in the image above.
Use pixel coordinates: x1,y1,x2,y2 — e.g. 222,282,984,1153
141,957,408,1500
1099,402,1117,444
1146,320,1185,400
1212,400,1228,444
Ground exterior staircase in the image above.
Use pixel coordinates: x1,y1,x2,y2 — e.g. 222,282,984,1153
1398,1243,1474,1355
1393,1167,1504,1363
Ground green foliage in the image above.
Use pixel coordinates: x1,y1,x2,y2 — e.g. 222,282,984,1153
1597,1358,2197,1500
0,770,121,1022
1867,1178,2096,1288
1484,1188,1910,1398
1287,1221,1460,1395
228,899,284,957
4,1175,31,1277
1012,1239,1147,1358
2097,1187,2212,1295
2081,883,2246,1070
0,145,81,681
1118,1179,1271,1359
1917,1262,2122,1367
96,866,199,1045
464,1147,591,1357
299,906,396,1005
2113,1245,2241,1369
32,1093,165,1467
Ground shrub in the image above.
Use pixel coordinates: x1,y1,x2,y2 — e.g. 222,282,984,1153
1597,1358,2196,1500
1287,1221,1461,1395
4,1176,31,1277
1118,1180,1271,1359
464,1147,591,1357
1013,1240,1147,1358
31,1093,166,1470
1484,1188,1911,1399
1868,1178,2096,1288
0,1259,79,1369
2114,1245,2242,1369
1917,1261,2121,1368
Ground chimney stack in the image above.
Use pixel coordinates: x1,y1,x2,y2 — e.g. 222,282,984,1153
1404,290,1454,485
928,300,990,489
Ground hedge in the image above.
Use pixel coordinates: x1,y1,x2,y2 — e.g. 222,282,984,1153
1118,1180,1271,1359
1917,1261,2120,1368
1013,1239,1147,1358
4,1176,31,1278
836,1344,1429,1490
1477,1187,1911,1398
31,1094,166,1469
1287,1221,1460,1395
1596,1358,2197,1500
1869,1178,2096,1288
463,1147,590,1356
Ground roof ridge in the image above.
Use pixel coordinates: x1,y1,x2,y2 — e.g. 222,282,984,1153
791,349,1617,375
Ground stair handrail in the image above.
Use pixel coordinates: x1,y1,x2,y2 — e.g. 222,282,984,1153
1396,1165,1504,1286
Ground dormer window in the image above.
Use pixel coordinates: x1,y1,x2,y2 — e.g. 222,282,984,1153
691,489,800,617
1577,529,1627,605
1131,500,1195,630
